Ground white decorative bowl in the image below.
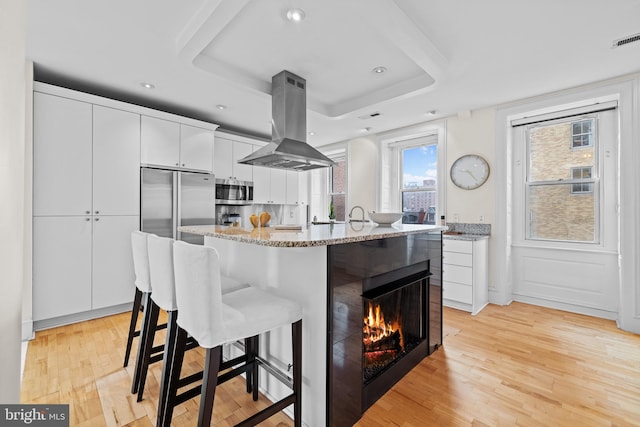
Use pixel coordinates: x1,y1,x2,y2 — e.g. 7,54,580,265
368,212,403,226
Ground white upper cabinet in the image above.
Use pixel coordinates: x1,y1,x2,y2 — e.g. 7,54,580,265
233,141,254,182
213,137,234,179
214,137,253,181
140,116,180,168
33,92,93,216
286,170,309,205
141,116,214,172
180,124,214,172
93,105,140,215
254,167,286,204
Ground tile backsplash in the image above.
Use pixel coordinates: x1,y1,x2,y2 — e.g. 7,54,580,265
446,222,491,235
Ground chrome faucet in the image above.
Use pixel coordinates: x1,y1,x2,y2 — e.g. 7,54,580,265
349,205,365,223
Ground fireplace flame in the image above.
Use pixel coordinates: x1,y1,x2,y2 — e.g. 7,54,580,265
363,302,403,350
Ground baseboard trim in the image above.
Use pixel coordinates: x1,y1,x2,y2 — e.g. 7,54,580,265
33,302,133,331
22,319,34,341
512,294,617,320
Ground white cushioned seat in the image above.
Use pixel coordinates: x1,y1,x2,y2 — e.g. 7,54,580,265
173,241,302,349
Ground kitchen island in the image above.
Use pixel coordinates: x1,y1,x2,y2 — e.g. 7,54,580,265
179,222,444,426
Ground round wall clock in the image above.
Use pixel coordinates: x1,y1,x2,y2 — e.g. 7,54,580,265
450,154,490,190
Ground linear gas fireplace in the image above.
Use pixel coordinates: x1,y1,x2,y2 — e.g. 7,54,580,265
327,233,442,426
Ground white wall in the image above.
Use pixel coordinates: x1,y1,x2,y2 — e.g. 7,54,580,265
348,136,378,215
445,108,497,292
0,0,27,402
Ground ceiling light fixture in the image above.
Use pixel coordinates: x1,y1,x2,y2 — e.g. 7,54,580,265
140,82,155,89
426,110,437,116
286,8,306,22
308,131,315,136
372,66,387,74
216,104,227,110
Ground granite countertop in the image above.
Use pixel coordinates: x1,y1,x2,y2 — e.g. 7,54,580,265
442,222,491,241
442,233,490,241
179,223,446,248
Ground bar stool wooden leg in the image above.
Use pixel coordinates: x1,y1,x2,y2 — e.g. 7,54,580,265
160,326,188,427
252,335,259,401
156,310,178,426
198,346,222,427
136,299,160,402
123,288,143,367
292,319,302,427
131,292,152,394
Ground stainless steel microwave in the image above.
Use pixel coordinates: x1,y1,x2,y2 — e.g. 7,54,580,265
215,178,253,205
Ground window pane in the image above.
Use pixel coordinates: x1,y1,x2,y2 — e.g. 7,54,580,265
330,194,345,221
528,184,595,242
401,191,437,224
529,121,595,182
331,159,346,193
402,145,438,189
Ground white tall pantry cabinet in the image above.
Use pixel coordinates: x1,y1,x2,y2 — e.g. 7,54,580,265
33,88,140,325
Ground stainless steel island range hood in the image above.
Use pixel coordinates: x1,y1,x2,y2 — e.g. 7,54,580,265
238,70,335,171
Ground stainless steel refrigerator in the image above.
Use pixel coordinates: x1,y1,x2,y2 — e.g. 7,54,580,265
141,167,215,245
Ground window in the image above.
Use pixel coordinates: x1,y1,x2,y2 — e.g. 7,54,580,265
400,144,438,224
571,166,593,194
526,115,598,242
571,119,593,148
329,157,346,221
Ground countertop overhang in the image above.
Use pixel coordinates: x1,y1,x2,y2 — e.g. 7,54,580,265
179,223,446,247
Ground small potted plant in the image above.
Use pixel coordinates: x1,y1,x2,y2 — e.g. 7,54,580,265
329,198,336,222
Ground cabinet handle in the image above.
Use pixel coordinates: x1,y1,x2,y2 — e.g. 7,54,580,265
182,163,185,167
86,210,90,214
95,210,99,214
85,218,91,221
95,218,100,222
175,163,179,166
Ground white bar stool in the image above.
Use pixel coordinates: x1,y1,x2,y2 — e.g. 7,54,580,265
127,231,168,395
163,241,303,427
123,230,153,367
140,235,255,424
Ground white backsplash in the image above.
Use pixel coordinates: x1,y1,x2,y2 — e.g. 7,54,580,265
216,204,306,226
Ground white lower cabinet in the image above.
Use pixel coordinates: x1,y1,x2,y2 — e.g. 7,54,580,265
33,215,138,322
92,215,139,309
33,217,92,321
442,238,488,315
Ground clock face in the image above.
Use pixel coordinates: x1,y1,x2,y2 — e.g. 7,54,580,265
450,155,490,190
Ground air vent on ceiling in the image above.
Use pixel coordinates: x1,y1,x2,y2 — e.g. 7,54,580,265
357,112,382,120
612,32,640,48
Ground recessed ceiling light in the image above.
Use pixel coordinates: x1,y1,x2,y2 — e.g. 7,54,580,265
140,82,155,89
286,8,306,22
372,66,387,74
216,104,227,110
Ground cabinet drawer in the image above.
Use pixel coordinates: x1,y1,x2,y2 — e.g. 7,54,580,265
442,264,472,285
443,239,472,254
443,281,472,304
443,251,472,267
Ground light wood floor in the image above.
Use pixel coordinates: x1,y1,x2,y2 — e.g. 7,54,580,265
21,302,640,426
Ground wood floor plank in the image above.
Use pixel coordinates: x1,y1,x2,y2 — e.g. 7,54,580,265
21,302,640,426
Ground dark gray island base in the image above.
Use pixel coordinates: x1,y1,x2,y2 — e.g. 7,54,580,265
328,233,442,426
179,223,444,426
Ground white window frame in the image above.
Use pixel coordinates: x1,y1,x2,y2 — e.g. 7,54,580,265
378,121,446,220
